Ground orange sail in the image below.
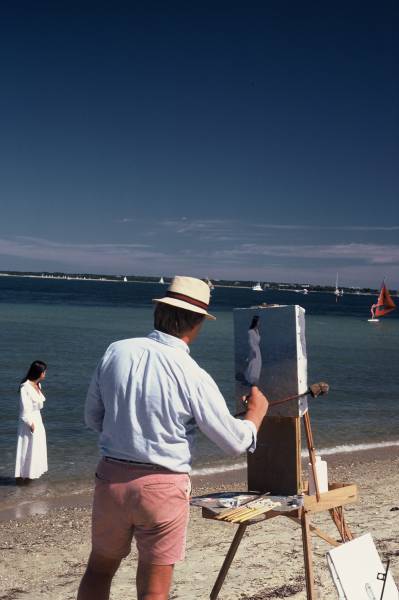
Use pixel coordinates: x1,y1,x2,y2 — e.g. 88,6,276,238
370,282,396,319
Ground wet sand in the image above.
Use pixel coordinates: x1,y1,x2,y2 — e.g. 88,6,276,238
1,446,398,599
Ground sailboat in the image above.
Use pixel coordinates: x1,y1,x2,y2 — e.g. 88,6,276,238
206,278,215,291
334,274,339,298
252,282,263,291
334,273,344,301
368,282,396,323
159,277,165,284
123,276,127,282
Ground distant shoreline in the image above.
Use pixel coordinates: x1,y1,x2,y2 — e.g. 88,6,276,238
0,271,382,295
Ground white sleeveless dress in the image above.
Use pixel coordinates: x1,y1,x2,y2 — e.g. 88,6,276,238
15,381,48,479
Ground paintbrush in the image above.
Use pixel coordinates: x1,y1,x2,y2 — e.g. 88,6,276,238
234,381,329,418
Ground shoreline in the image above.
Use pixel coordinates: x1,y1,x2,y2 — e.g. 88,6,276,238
0,272,380,295
1,444,398,599
1,443,398,522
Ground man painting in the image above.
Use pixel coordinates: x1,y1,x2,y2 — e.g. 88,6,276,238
77,276,268,600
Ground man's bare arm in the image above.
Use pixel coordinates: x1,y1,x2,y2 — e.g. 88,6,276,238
242,386,269,431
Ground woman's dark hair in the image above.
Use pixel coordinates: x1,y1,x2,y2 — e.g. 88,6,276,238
249,315,260,330
154,303,205,337
21,360,47,386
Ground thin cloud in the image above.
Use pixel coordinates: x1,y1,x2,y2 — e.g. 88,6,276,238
159,218,399,233
0,237,167,270
114,218,399,241
15,236,151,249
114,217,136,224
339,225,399,231
216,243,399,265
160,218,228,235
253,224,399,232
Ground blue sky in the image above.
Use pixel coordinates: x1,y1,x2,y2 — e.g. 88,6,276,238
0,1,398,286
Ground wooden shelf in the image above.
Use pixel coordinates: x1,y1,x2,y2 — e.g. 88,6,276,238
304,483,358,513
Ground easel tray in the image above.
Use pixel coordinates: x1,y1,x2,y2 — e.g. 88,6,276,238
198,483,358,523
194,492,305,521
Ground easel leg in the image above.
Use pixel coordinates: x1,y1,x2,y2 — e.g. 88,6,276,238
301,510,316,600
210,524,248,600
303,411,321,501
329,506,354,542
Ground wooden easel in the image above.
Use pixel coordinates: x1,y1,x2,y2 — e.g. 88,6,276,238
202,410,358,600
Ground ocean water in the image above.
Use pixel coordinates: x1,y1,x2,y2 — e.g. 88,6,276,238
0,276,398,492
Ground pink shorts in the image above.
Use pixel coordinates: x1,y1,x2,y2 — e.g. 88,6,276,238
91,457,190,564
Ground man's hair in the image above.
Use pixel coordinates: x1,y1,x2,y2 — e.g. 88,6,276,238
154,302,205,337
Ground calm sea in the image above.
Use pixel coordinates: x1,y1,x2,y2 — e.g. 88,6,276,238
1,276,398,495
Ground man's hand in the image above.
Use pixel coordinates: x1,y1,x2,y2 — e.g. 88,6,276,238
242,386,269,431
30,423,35,433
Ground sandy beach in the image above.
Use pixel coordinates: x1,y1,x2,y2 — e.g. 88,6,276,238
1,446,398,600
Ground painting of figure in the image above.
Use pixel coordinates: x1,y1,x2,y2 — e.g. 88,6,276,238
234,305,308,418
244,315,262,385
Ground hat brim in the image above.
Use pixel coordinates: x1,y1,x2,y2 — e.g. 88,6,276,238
153,297,216,320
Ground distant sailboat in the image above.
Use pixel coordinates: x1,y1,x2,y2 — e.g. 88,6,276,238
334,273,339,297
252,282,263,291
206,278,215,291
123,276,127,282
159,277,165,284
368,282,396,323
334,273,343,300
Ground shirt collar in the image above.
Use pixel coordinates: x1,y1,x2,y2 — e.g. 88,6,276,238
148,330,190,354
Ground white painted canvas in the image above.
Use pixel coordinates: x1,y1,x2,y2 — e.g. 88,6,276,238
327,533,398,600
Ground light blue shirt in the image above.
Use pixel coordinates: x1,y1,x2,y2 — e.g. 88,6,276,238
85,330,257,473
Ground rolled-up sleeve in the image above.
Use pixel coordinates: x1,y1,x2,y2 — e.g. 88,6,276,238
85,361,105,433
189,370,257,456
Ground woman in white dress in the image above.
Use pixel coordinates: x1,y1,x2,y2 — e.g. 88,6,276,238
15,360,48,483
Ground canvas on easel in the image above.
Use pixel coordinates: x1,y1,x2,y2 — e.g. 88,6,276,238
234,304,308,495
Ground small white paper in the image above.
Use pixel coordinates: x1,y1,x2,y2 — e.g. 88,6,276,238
327,533,398,600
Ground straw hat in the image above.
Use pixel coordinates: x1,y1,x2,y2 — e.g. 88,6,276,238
153,276,216,320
